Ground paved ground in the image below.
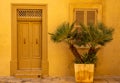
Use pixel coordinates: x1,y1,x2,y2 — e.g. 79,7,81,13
0,76,120,83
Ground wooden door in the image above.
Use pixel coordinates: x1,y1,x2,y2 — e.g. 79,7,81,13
11,5,48,77
17,21,42,70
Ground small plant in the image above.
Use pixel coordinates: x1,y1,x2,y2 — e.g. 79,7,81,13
49,22,114,64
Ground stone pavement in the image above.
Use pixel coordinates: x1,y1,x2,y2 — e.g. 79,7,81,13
0,76,120,83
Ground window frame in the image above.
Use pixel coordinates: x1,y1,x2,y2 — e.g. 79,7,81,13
69,3,102,24
74,8,98,26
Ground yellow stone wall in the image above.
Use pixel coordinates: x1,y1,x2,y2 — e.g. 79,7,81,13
95,0,120,76
0,0,120,76
0,0,72,76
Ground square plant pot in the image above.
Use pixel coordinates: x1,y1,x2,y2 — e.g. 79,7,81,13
74,64,94,82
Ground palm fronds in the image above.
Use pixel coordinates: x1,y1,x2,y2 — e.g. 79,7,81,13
49,22,114,64
49,22,75,43
75,23,114,47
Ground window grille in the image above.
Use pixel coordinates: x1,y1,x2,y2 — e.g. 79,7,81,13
17,9,42,19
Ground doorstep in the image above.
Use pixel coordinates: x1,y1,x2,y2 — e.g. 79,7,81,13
0,76,120,83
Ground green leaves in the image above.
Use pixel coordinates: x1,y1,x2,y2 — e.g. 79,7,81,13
74,53,97,64
49,22,76,43
96,23,114,45
49,23,70,42
49,22,114,64
76,23,114,47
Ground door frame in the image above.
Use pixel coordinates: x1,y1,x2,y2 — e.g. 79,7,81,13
11,4,49,77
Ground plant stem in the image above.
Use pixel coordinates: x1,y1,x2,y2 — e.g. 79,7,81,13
69,44,84,63
88,47,100,55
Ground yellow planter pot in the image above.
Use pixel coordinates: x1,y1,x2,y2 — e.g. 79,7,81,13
74,64,94,83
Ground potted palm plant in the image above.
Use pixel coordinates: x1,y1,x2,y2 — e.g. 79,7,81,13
49,22,114,82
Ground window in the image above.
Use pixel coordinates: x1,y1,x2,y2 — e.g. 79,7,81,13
69,3,102,25
74,9,97,25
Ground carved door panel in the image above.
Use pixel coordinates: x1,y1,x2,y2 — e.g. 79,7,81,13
17,22,42,70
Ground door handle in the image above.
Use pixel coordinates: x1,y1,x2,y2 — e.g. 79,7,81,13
24,38,26,44
36,39,38,44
